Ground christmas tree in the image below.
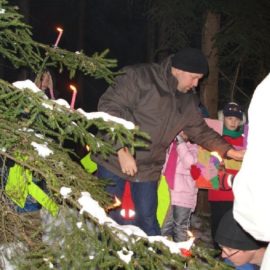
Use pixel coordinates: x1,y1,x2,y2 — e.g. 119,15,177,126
0,1,233,269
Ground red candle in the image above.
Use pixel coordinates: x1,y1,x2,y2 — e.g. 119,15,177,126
54,27,63,47
69,84,77,110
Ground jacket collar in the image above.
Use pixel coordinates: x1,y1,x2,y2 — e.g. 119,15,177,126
159,56,178,93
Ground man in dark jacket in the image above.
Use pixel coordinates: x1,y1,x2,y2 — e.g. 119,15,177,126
94,48,244,236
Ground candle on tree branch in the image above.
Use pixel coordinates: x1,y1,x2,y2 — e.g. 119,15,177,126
69,84,77,110
54,27,63,47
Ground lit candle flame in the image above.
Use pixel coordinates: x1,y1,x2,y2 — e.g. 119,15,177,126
106,196,122,212
187,230,194,238
69,84,77,93
56,27,63,33
85,145,90,152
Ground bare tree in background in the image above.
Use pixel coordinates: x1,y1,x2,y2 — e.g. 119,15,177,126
201,11,220,118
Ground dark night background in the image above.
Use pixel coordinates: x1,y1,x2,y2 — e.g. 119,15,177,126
5,0,149,112
2,0,270,114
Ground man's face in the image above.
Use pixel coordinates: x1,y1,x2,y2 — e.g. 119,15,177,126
171,67,204,93
221,246,255,266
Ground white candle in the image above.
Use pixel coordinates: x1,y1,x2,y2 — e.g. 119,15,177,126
54,27,63,47
49,86,55,100
69,84,77,110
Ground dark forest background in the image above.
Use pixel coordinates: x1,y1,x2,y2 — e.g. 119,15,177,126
1,0,270,116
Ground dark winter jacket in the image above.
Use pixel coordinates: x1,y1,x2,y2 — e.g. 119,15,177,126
93,57,231,182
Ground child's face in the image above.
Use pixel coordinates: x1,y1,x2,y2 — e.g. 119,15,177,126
224,116,241,131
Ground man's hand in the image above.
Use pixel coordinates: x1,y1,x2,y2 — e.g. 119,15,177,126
117,147,137,176
226,149,245,161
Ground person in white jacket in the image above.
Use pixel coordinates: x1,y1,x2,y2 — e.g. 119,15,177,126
233,73,270,270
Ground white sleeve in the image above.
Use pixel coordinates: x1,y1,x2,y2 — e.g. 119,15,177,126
233,73,270,242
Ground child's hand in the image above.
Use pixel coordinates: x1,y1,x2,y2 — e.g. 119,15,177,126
226,148,245,161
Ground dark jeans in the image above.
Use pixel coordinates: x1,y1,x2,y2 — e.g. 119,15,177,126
97,165,161,236
210,201,233,249
161,205,192,242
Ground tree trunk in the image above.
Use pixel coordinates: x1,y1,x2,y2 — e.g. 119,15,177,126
197,11,220,214
201,11,220,118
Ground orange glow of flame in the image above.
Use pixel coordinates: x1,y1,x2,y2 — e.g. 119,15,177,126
69,84,77,93
56,27,63,33
210,151,222,162
106,196,122,212
85,145,90,152
187,230,194,238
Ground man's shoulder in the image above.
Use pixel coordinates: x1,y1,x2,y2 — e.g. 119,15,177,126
122,62,159,73
117,62,161,84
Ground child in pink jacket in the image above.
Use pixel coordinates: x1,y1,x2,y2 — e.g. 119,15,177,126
161,131,198,242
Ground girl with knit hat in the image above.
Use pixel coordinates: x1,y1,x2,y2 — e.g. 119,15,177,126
208,102,245,248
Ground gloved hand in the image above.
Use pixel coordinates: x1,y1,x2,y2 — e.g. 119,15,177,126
190,164,201,180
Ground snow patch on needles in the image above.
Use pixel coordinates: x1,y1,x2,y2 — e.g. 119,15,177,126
31,142,53,157
77,192,194,254
77,109,135,130
42,102,54,110
60,187,72,199
78,192,112,224
13,79,42,94
53,99,70,108
12,80,135,130
76,222,83,229
110,223,147,241
148,235,194,254
117,248,134,264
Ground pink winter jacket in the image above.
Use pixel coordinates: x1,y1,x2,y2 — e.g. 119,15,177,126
163,141,198,211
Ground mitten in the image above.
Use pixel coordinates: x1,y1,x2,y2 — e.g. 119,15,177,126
218,170,234,190
190,164,201,180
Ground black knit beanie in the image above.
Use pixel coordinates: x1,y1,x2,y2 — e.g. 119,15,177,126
171,48,208,75
215,210,261,251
